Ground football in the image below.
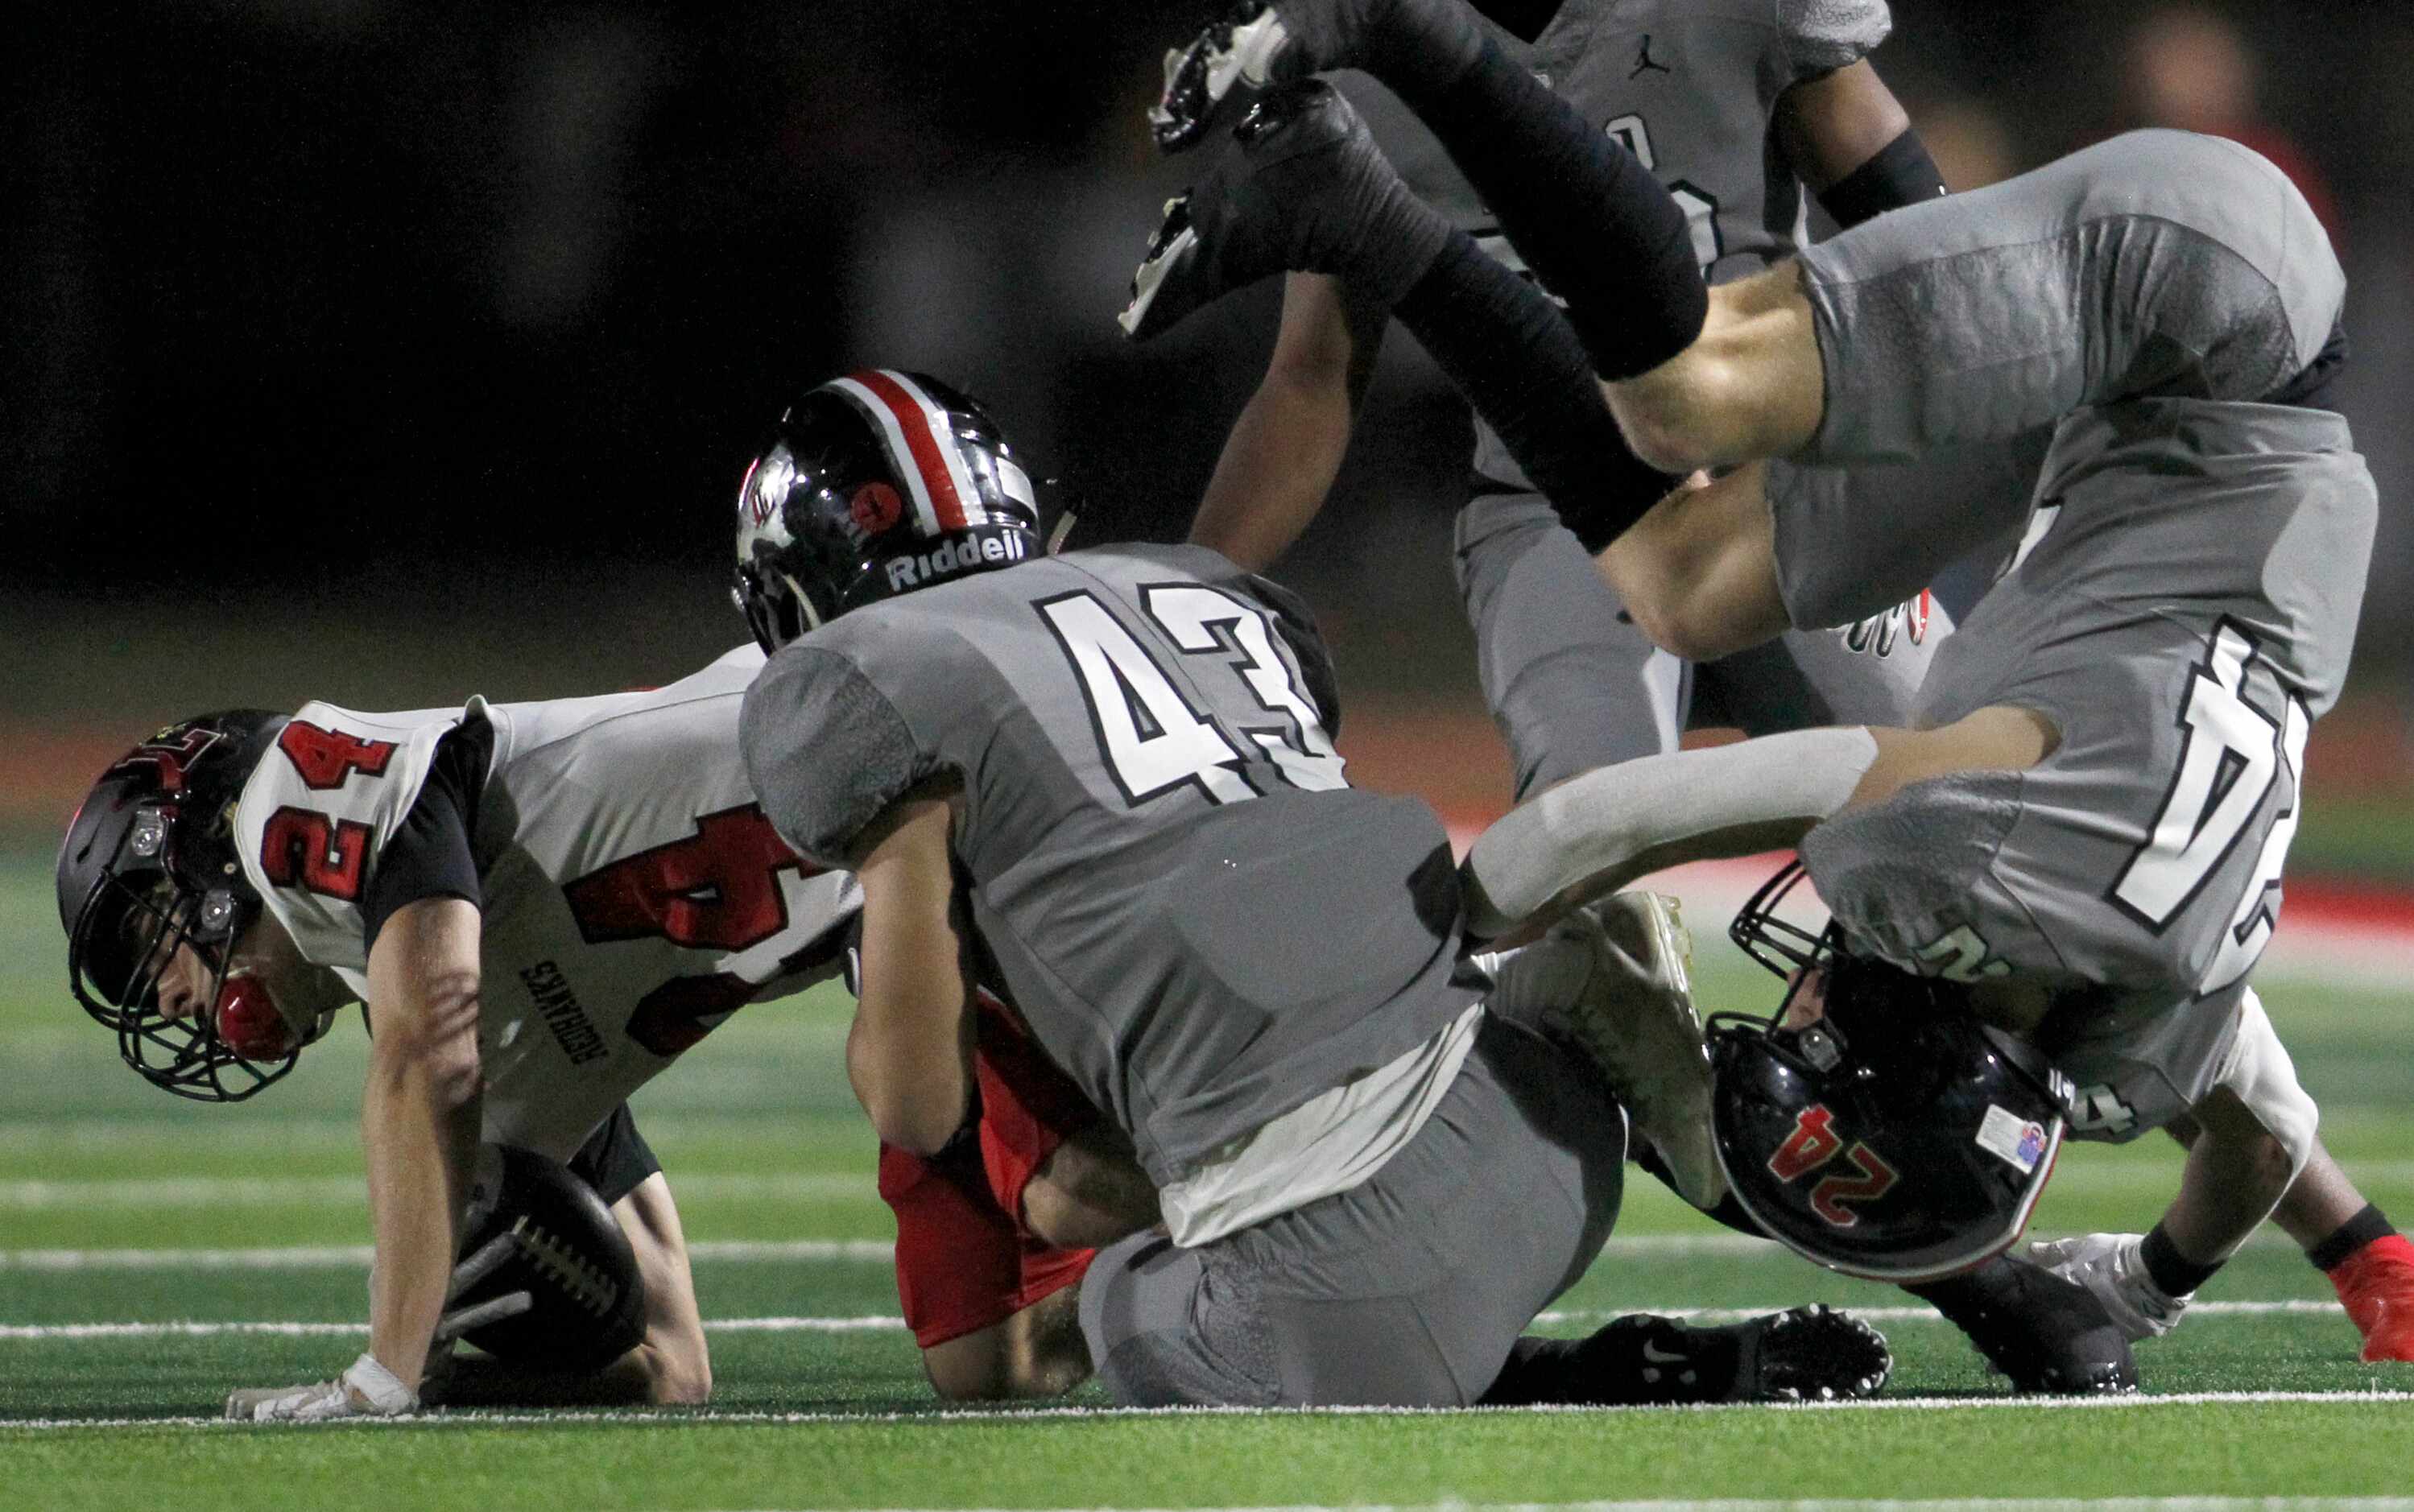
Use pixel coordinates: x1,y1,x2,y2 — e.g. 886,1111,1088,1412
446,1144,648,1374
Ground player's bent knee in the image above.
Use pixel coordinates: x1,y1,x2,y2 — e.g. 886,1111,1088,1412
1606,361,1726,477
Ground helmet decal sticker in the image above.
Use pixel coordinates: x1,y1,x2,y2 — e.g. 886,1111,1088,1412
829,370,978,534
1978,1102,2051,1174
849,481,904,535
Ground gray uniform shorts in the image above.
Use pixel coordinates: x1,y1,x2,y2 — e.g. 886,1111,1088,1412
1797,129,2344,466
1078,1012,1625,1407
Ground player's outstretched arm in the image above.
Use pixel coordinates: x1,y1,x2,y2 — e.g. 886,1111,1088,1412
1464,708,2061,937
847,791,976,1157
1189,274,1387,572
362,898,487,1395
229,897,486,1421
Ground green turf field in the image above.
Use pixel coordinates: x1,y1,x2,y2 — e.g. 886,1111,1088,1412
3,848,2409,1509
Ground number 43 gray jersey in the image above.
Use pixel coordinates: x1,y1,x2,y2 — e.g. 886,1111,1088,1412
740,545,1478,1188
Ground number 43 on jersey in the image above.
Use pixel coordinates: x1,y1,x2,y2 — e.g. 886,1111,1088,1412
1039,586,1345,808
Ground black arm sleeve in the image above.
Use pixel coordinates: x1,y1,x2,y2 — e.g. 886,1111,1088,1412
361,716,494,954
1817,127,1949,230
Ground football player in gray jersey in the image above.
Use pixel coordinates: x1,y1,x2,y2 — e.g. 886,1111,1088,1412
1169,0,1966,802
1135,1,2147,1390
734,366,1891,1407
1106,0,2407,1365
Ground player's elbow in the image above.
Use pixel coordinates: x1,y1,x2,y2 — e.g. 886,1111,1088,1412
1022,1132,1161,1250
863,1093,962,1160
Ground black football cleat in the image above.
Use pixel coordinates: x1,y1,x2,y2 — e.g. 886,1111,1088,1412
1150,0,1486,152
1517,1304,1891,1406
1910,1254,2141,1394
1122,81,1430,341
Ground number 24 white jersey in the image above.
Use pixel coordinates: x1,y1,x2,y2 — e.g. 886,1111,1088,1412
234,644,862,1162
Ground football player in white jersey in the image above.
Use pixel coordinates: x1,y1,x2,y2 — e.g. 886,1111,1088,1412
58,647,864,1418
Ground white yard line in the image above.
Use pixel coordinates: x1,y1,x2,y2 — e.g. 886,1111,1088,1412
706,1502,2414,1512
0,1228,2342,1271
0,1238,895,1270
0,1299,2351,1343
5,1390,2413,1432
703,1502,2414,1512
707,1503,2414,1512
0,1171,871,1209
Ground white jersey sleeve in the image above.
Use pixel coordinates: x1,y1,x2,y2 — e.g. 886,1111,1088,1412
1775,0,1891,88
235,645,865,1164
234,700,477,998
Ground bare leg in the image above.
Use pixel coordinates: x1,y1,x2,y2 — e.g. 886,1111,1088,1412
2268,1141,2371,1248
1606,266,1828,477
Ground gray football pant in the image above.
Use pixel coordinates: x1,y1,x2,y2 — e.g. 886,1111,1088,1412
1079,1013,1624,1407
1798,128,2342,466
1455,490,1942,799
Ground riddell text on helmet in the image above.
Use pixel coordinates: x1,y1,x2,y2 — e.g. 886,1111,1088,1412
887,531,1027,592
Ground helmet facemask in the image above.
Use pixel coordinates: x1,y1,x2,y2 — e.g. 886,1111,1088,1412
58,713,322,1102
1706,859,2076,1283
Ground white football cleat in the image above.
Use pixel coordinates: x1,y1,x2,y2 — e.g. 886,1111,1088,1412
1560,891,1725,1210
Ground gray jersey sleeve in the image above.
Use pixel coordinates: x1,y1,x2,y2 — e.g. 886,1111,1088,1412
739,646,933,870
1800,771,2045,981
1776,0,1891,86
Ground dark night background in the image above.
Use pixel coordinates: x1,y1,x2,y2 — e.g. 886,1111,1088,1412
5,1,2410,850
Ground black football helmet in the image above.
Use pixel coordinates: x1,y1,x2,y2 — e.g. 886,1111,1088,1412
56,712,319,1101
732,369,1065,651
1709,860,2077,1283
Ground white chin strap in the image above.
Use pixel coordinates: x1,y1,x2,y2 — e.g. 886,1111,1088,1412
779,570,823,634
1464,727,1879,936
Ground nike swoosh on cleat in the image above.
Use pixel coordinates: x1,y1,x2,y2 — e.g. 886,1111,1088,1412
1640,1341,1689,1364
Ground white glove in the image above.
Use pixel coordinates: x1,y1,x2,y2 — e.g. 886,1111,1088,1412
225,1353,420,1422
2028,1232,2192,1341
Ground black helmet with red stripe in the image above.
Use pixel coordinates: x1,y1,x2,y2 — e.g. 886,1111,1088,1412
733,370,1058,650
1708,860,2077,1283
56,712,325,1101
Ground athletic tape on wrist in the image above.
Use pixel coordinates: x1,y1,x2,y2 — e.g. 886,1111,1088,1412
342,1352,420,1414
1465,726,1878,934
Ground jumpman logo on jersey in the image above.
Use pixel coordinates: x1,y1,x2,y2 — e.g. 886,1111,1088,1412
1631,35,1672,79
